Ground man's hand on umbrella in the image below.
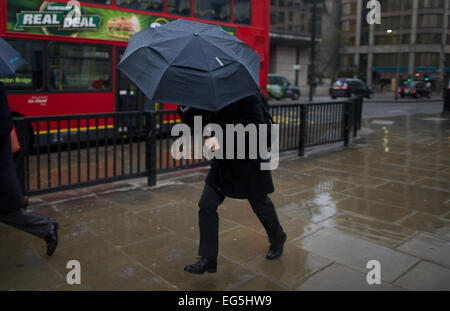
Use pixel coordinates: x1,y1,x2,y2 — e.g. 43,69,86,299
205,137,220,152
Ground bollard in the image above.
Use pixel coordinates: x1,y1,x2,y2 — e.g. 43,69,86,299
145,112,157,186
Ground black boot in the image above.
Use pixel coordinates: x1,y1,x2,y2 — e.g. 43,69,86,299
184,257,217,274
45,220,59,257
266,232,287,260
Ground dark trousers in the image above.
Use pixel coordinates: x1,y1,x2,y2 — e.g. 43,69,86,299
0,209,52,239
198,183,284,259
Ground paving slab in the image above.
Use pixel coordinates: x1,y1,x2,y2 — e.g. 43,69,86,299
394,261,450,291
296,263,402,291
396,233,450,268
293,228,420,282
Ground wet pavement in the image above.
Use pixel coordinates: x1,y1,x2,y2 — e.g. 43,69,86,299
1,111,449,291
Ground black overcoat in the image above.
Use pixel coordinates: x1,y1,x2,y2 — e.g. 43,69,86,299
0,82,23,214
177,93,274,199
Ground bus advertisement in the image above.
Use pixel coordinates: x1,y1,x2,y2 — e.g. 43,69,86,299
0,0,270,146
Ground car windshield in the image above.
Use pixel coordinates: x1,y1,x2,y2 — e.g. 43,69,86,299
333,80,346,87
403,81,413,87
269,76,283,85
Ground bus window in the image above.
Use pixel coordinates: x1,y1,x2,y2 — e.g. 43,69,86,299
234,0,251,25
167,0,191,16
80,0,112,5
48,44,112,91
195,0,231,22
116,0,164,11
0,40,43,91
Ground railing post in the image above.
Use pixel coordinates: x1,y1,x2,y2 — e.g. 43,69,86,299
357,96,363,130
146,112,157,186
298,104,307,156
343,100,351,147
12,117,27,194
352,97,358,137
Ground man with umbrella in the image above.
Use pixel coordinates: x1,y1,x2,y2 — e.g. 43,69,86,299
0,38,59,256
119,20,286,274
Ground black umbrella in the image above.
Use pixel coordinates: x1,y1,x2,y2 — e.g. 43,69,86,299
0,38,27,74
118,19,260,112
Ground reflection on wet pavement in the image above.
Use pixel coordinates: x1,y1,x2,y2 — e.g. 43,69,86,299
0,112,449,290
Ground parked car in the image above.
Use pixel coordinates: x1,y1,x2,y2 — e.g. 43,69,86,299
267,74,301,100
398,81,431,99
329,78,373,99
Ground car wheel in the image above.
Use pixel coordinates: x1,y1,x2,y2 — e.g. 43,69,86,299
291,92,300,100
401,94,405,98
331,96,337,100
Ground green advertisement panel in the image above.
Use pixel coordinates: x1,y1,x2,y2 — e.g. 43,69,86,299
7,0,235,41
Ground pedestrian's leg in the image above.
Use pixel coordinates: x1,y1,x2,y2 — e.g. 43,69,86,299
0,209,53,239
248,195,284,245
197,183,225,259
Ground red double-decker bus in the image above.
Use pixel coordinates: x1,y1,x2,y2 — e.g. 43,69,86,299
0,0,270,143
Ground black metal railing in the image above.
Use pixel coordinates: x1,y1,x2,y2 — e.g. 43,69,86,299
12,96,363,195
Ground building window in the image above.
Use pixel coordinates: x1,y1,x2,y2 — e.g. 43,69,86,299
234,0,251,25
195,0,231,22
374,53,408,67
415,53,440,67
48,44,111,91
270,11,276,25
342,19,356,32
340,54,353,67
374,34,410,45
381,0,413,12
416,33,442,44
167,0,191,16
342,2,357,15
418,14,444,28
375,16,412,31
419,0,444,9
278,11,285,23
116,0,164,11
0,40,44,91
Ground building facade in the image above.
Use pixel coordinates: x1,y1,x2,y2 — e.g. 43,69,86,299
269,0,341,94
340,0,450,91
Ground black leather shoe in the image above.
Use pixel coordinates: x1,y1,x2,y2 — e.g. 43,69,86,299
45,220,59,257
184,257,217,274
266,232,287,260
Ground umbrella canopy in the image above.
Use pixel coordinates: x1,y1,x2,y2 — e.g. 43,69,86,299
0,38,27,74
118,19,260,112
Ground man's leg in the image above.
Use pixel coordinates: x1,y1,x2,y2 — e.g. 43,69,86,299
248,195,284,245
198,183,225,259
0,209,53,239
